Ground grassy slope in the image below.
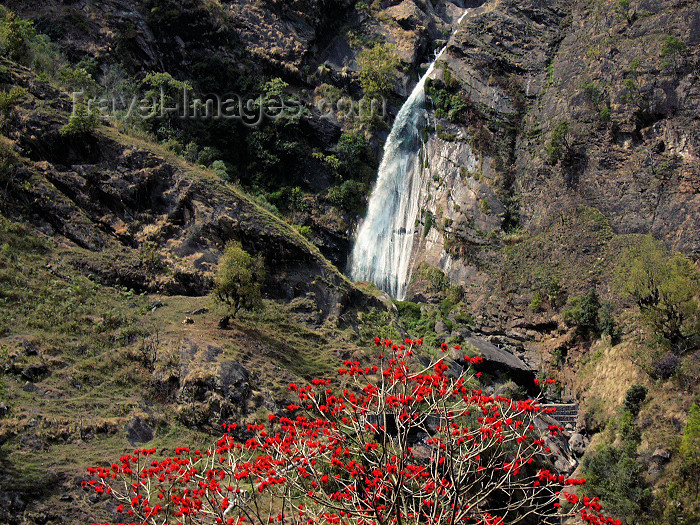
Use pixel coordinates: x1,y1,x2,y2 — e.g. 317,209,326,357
0,63,369,523
0,207,365,523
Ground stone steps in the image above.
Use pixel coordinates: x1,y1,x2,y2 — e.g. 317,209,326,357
540,403,579,428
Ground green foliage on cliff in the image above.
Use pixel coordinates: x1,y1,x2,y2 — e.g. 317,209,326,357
545,120,571,165
675,403,700,515
562,289,620,343
425,68,472,125
60,103,99,136
357,43,400,98
622,384,647,416
562,289,601,336
660,35,687,72
0,8,61,76
0,86,27,117
335,130,376,181
417,264,449,293
326,180,367,215
615,235,699,350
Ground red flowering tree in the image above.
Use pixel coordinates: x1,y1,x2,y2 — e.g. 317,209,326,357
85,338,620,525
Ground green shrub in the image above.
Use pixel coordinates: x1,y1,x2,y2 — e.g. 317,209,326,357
313,152,342,175
356,1,371,14
581,82,604,108
426,76,469,124
0,135,17,191
660,35,687,72
294,225,312,238
529,292,544,312
326,180,367,215
337,131,372,166
357,43,400,98
196,146,219,167
0,86,27,117
622,384,647,417
423,209,434,237
315,83,344,107
655,403,700,523
162,138,183,154
418,264,449,293
478,198,491,214
395,300,421,324
210,160,229,179
0,8,61,76
680,403,700,493
60,103,99,136
545,121,568,164
441,285,463,316
269,186,310,213
57,66,99,93
183,141,199,163
1,11,28,62
562,288,601,337
599,301,621,344
582,416,653,523
140,72,194,134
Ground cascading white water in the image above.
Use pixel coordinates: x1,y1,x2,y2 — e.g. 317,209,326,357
350,9,469,300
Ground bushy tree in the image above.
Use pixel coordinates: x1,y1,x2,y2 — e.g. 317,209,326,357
655,403,700,524
326,180,367,215
140,72,194,136
581,392,651,524
358,43,400,98
545,121,572,165
1,11,29,62
622,384,647,417
214,241,265,317
0,8,62,77
562,289,602,337
615,235,699,350
660,35,687,73
59,103,99,136
335,130,375,181
86,338,623,525
581,445,650,523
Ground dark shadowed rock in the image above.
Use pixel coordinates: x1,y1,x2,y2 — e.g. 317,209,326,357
188,307,209,315
217,362,251,403
125,417,154,445
452,336,535,386
20,364,49,382
22,382,39,393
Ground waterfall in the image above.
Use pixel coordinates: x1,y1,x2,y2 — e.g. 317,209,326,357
349,10,469,300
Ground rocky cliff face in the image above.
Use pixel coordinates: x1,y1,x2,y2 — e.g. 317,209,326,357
8,0,697,275
402,0,698,298
1,62,369,319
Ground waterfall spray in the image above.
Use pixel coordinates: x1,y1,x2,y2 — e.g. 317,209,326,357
350,10,469,299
